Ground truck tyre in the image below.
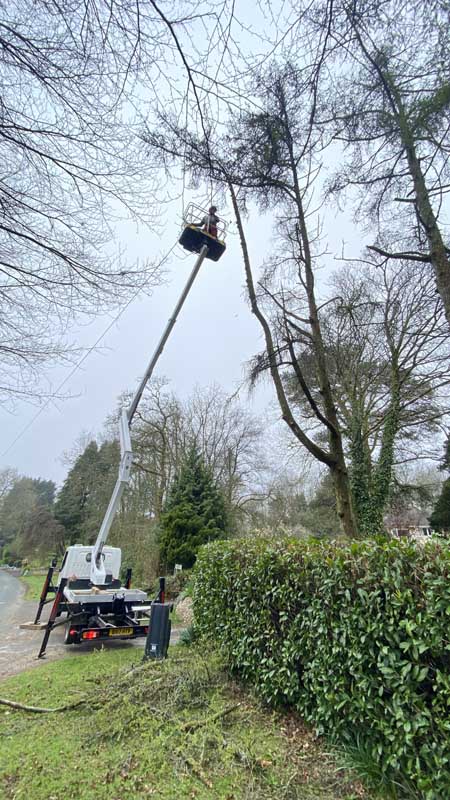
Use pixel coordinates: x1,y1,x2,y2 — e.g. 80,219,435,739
64,627,76,645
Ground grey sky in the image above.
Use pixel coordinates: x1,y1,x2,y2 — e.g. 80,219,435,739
0,204,276,483
0,186,363,486
0,0,295,484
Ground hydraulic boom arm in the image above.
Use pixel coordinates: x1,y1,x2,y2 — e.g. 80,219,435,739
90,244,209,585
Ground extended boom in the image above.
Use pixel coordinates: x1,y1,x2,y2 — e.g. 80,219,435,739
90,244,209,585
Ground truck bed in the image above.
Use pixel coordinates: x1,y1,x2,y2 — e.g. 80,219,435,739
63,586,148,605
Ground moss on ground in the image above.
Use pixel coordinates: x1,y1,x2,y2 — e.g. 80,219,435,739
0,645,369,800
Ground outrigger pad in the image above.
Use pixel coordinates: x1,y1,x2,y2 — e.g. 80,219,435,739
179,225,226,262
20,621,47,630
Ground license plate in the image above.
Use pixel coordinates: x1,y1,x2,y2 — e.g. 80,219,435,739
109,627,133,637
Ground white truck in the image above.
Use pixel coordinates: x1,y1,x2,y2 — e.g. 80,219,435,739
35,208,227,657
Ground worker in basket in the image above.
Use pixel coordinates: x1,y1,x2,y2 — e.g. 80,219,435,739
196,205,219,238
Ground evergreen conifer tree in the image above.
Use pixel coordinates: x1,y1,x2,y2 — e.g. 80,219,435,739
159,448,228,569
54,441,118,544
429,480,450,532
430,436,450,532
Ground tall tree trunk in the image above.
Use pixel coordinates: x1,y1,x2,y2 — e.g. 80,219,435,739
228,180,359,539
397,107,450,328
332,460,359,538
371,358,401,527
279,89,359,538
349,413,373,534
349,363,401,535
228,182,332,466
349,22,450,328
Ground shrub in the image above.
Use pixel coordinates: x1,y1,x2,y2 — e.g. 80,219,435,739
193,537,450,798
164,569,192,600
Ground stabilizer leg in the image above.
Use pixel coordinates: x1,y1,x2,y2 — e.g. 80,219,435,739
37,578,68,659
33,559,57,624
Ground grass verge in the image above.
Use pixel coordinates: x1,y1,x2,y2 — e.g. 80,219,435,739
0,645,369,800
19,573,48,601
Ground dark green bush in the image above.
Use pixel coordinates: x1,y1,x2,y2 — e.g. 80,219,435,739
159,448,228,570
193,537,450,798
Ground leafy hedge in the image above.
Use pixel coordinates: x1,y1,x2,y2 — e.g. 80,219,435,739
193,537,450,798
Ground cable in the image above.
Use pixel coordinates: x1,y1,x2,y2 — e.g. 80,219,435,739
1,241,179,459
181,84,189,219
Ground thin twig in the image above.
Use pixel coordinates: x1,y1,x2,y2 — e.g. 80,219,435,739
181,702,241,733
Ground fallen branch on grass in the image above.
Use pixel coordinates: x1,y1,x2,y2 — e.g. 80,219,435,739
181,702,241,733
0,697,85,713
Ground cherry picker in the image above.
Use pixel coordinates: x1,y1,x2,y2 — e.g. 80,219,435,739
33,205,227,658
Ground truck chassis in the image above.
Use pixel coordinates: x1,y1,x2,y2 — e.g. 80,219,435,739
35,565,165,658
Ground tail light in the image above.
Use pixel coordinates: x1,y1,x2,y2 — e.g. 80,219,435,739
82,630,100,640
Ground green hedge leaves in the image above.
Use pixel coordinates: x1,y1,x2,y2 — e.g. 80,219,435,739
193,538,450,798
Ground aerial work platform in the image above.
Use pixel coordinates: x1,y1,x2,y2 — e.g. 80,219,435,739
179,203,227,261
32,226,220,658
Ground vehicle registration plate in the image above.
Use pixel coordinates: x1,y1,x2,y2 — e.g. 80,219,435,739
109,627,133,637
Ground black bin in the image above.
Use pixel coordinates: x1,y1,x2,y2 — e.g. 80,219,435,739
144,603,171,660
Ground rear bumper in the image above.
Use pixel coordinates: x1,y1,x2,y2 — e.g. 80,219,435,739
66,624,149,645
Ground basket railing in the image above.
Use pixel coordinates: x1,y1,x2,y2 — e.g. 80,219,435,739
182,202,227,240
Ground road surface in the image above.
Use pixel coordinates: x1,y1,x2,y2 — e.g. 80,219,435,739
0,568,22,609
0,569,182,681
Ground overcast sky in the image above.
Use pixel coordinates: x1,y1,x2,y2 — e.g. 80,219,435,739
1,182,363,487
0,199,273,483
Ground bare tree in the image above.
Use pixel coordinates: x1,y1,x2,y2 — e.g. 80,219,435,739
130,380,186,520
1,0,261,405
186,384,269,513
0,467,18,504
127,380,268,522
309,0,450,326
0,1,167,403
145,59,363,536
291,258,450,533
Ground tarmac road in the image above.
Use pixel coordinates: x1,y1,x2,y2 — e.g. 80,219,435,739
0,568,22,609
0,569,182,681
